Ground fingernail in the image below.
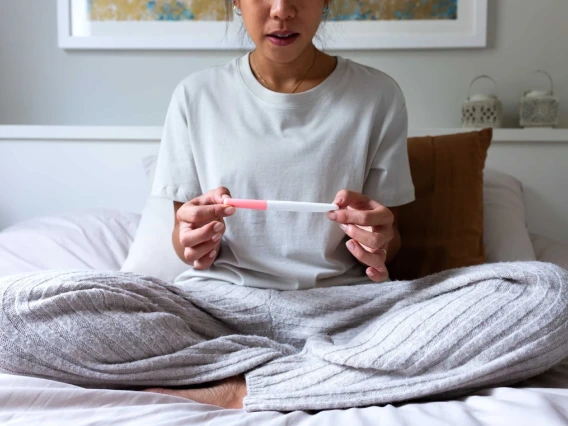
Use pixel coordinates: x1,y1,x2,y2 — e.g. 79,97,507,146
346,240,355,251
213,222,224,232
368,269,376,278
334,198,344,205
221,194,230,199
340,224,348,231
209,249,217,259
328,212,337,221
212,233,222,242
225,206,236,215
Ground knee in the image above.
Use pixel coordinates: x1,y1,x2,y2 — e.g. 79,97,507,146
0,270,162,318
521,261,568,318
524,261,568,287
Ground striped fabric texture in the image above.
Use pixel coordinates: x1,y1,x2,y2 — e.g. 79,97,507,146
1,261,567,412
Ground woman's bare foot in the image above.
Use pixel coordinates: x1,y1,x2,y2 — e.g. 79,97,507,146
143,375,247,409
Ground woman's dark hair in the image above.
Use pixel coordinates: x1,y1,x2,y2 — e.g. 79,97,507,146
224,0,233,21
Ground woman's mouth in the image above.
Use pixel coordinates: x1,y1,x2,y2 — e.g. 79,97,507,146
267,32,300,46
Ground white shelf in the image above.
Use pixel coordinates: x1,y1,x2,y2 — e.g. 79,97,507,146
1,125,567,143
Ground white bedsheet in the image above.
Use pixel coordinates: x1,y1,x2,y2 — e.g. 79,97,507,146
0,209,140,277
1,359,568,425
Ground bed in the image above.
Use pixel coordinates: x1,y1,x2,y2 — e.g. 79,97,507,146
1,126,568,425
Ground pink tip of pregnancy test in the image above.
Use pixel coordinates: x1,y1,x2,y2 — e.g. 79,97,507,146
223,198,268,210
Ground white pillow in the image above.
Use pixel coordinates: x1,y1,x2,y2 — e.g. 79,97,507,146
120,196,189,282
483,169,536,262
120,156,189,283
121,158,538,283
0,209,140,278
530,233,568,271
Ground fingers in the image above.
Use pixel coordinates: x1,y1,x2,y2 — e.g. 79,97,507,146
345,239,389,282
177,203,235,224
186,240,219,270
329,205,393,227
331,190,393,282
333,190,376,210
178,186,235,224
339,224,393,252
365,266,389,283
180,220,223,270
176,187,233,271
329,190,392,227
180,220,225,250
192,186,232,206
345,239,387,268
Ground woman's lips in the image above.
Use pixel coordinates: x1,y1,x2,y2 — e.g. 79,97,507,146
267,33,299,46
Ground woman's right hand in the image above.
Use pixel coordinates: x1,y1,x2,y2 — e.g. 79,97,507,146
175,187,236,270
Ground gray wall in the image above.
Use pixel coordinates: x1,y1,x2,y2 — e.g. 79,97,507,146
1,0,567,128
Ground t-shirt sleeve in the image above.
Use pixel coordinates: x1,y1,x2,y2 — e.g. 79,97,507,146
151,84,202,203
362,103,415,207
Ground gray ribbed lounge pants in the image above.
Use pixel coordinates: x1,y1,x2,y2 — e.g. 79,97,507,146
1,261,567,412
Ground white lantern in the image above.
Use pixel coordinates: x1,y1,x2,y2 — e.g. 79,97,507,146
520,70,559,128
462,75,503,129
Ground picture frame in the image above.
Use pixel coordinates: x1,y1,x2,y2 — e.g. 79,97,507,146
57,0,487,50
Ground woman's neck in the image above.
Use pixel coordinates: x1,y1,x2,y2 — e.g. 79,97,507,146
250,46,337,94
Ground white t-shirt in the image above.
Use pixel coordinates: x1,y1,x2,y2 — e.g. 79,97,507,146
152,53,415,290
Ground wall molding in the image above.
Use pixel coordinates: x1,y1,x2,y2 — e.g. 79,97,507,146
1,125,567,143
0,126,163,141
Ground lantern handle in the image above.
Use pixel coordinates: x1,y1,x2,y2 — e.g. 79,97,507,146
532,70,554,94
468,75,497,100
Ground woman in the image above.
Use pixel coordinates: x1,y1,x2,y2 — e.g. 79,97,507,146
0,0,567,413
149,0,414,407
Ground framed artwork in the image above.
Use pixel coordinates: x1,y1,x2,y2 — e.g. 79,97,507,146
57,0,487,50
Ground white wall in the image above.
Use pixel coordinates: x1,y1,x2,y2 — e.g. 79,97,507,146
0,139,157,226
0,0,567,128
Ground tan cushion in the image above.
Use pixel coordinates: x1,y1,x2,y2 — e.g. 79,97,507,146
389,129,493,280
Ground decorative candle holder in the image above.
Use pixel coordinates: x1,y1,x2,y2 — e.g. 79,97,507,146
462,75,503,129
520,70,559,128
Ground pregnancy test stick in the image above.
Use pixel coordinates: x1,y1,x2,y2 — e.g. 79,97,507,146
223,198,339,213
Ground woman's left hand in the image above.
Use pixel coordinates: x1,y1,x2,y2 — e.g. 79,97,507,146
327,190,394,282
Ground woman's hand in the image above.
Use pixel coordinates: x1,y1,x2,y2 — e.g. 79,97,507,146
175,187,235,270
327,190,395,282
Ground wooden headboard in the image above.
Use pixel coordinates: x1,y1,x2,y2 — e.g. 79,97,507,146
1,126,567,244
